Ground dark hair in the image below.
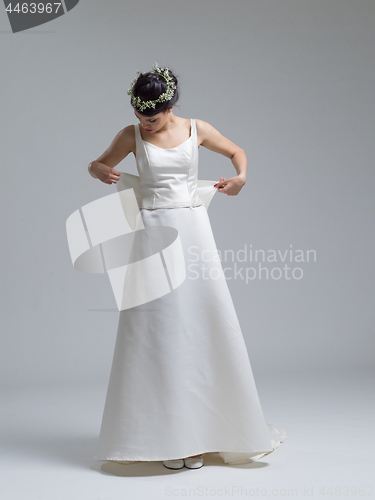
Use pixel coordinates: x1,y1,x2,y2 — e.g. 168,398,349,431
130,68,179,117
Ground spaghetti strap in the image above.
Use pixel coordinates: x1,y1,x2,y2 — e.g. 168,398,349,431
134,124,145,159
190,118,197,149
134,123,142,142
190,118,196,137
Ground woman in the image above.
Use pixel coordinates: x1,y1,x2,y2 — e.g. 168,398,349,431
88,63,286,470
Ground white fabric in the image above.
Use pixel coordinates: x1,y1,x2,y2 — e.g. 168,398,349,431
115,172,218,230
133,119,204,209
94,119,287,465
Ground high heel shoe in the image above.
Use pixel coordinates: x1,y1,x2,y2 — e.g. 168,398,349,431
162,458,184,470
184,454,204,469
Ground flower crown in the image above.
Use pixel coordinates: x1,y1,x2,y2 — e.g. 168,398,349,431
127,62,176,112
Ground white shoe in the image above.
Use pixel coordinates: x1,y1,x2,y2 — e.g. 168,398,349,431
162,458,184,470
184,454,204,469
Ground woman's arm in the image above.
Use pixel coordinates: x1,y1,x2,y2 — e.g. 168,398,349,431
88,125,135,185
196,119,246,196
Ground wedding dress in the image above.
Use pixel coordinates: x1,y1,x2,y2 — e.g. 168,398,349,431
93,119,287,465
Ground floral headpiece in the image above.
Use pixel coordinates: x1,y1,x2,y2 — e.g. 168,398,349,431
127,62,176,112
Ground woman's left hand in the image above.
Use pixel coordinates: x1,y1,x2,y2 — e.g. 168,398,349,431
214,175,246,196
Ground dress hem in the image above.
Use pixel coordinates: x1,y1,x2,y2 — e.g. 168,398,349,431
94,446,284,464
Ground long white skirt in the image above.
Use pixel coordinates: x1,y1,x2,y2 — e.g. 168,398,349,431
94,205,286,465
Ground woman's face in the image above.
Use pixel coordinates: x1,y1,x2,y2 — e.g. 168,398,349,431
133,108,171,133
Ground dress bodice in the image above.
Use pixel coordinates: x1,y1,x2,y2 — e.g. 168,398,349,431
134,119,204,209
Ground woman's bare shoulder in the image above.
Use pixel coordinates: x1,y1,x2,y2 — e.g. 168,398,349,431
195,118,216,135
195,118,210,129
195,119,216,146
114,124,136,152
120,124,136,141
95,124,136,166
194,118,241,157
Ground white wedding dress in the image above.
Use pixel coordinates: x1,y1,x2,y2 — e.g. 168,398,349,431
93,119,287,465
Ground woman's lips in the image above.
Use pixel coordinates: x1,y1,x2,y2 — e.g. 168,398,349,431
145,129,153,132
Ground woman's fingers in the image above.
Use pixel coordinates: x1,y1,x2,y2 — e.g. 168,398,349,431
102,166,120,184
214,176,244,196
214,176,227,188
110,171,121,180
89,161,122,185
109,169,120,183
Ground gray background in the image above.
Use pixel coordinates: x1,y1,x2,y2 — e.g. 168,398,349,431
1,0,374,388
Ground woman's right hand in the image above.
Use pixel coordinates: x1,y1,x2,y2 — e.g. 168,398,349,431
88,160,121,185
